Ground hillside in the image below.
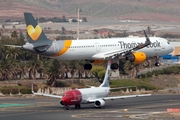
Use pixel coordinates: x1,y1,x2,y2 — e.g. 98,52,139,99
1,0,180,21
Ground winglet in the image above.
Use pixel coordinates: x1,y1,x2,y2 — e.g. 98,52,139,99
144,30,151,46
131,30,151,51
99,60,111,87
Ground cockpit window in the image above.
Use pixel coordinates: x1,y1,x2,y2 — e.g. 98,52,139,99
64,94,71,98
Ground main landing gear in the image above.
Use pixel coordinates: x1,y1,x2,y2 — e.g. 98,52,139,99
75,104,81,109
84,63,92,70
110,63,119,70
65,104,81,110
84,63,119,70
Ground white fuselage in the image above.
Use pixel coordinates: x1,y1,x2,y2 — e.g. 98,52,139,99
78,87,110,104
53,37,173,60
23,37,173,60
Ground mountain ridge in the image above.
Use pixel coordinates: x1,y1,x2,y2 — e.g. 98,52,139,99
1,0,180,22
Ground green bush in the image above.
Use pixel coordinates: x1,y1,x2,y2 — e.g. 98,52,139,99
146,72,153,77
10,88,19,94
0,86,33,94
139,74,146,78
140,66,180,78
20,88,31,94
0,88,11,94
163,68,172,74
110,79,156,90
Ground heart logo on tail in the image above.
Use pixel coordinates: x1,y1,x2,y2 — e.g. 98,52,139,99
27,25,42,41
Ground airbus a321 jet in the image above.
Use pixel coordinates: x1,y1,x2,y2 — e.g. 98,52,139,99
6,13,174,70
32,60,151,110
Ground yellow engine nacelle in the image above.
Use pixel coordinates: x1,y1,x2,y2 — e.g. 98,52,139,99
126,52,146,64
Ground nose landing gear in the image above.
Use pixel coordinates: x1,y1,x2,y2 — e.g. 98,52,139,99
66,105,70,110
154,56,160,66
155,62,160,66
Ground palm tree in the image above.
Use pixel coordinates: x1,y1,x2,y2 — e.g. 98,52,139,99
0,57,15,80
16,61,27,80
0,29,2,40
124,61,140,79
11,30,18,39
60,60,70,79
75,60,85,78
27,58,43,80
44,59,62,86
5,46,21,59
62,27,66,34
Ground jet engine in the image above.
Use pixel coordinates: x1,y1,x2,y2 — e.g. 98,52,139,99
126,52,146,64
60,100,65,107
94,99,106,107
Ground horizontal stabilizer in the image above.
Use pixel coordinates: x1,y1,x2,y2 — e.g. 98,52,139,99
110,86,136,90
4,45,22,48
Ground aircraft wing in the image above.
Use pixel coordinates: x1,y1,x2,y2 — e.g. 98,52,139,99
92,30,151,59
92,49,128,59
32,91,62,99
103,94,151,100
31,84,62,99
88,94,151,102
4,45,22,48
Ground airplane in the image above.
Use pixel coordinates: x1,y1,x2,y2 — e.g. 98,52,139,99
5,13,174,70
32,60,151,110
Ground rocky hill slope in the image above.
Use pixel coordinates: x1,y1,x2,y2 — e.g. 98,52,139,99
1,0,180,21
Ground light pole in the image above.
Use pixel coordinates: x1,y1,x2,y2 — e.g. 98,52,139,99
76,8,82,40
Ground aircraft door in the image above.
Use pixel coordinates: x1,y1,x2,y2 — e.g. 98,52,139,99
160,39,165,49
54,43,59,53
95,42,100,52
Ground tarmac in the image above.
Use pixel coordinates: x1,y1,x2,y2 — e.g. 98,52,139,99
0,94,180,120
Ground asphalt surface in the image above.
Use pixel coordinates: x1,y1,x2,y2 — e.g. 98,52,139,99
0,94,180,120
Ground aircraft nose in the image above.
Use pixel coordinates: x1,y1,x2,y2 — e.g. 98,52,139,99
169,44,174,53
61,97,67,104
61,97,71,105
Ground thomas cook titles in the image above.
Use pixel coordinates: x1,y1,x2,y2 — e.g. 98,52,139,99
118,40,161,49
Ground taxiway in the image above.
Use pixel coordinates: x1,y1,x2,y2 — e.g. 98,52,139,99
0,94,180,120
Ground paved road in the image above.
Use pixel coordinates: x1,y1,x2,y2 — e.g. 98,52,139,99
0,94,180,120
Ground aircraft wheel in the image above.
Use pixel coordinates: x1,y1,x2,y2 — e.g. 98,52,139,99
75,104,78,108
110,63,119,70
155,62,160,66
78,104,81,108
75,104,81,109
66,106,70,110
84,64,92,70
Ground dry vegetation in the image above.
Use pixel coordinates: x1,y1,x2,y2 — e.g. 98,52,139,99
1,0,180,21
